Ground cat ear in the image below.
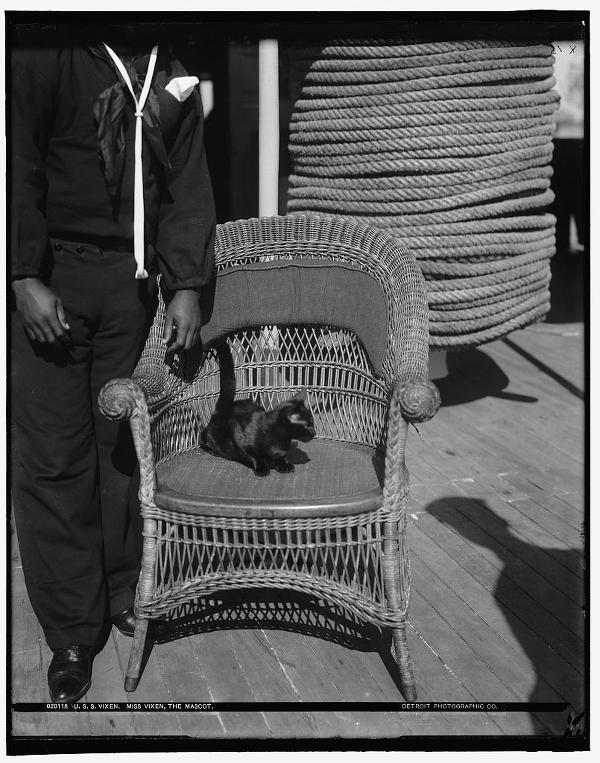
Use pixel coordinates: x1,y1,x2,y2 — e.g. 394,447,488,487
289,389,308,402
277,389,308,415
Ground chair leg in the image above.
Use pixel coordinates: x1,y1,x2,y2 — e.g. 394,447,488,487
392,624,417,701
382,518,416,700
124,616,149,692
124,513,158,692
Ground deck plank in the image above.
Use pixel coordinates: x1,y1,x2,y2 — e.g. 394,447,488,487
273,623,455,737
111,634,184,736
409,519,582,700
11,561,95,738
458,399,581,478
260,629,358,737
495,336,584,396
226,627,320,737
426,403,581,496
446,480,584,603
497,472,584,531
410,489,585,654
188,630,272,738
11,564,42,655
152,633,225,737
349,635,471,736
508,496,584,549
84,633,137,736
407,588,536,736
410,553,537,701
10,651,49,739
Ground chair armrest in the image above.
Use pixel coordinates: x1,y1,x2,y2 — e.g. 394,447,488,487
381,378,441,518
394,379,441,424
98,379,157,506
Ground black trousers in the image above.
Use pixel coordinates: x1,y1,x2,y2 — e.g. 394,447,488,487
11,239,157,649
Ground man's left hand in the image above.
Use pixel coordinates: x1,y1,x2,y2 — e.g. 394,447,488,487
164,289,202,353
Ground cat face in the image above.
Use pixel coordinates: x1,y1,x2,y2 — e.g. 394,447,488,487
278,391,316,442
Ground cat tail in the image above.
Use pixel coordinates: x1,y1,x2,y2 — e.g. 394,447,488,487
213,337,236,414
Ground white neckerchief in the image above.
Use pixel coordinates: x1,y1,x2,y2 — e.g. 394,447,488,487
103,42,159,279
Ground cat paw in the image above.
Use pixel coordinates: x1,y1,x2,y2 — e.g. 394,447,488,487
253,467,270,477
275,461,295,473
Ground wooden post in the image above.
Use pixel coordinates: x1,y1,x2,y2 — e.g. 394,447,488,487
257,39,282,385
199,75,214,119
258,38,280,217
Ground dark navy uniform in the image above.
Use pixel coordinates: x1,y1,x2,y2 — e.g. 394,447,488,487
10,32,215,649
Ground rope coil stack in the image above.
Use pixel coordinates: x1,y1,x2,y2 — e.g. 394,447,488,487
287,40,560,348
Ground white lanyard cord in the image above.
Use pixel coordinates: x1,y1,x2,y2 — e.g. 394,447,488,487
103,42,159,279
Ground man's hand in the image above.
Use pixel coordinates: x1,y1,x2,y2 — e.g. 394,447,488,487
163,289,203,353
12,278,71,346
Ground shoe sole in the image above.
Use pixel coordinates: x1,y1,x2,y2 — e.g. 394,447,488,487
113,622,167,638
114,626,135,637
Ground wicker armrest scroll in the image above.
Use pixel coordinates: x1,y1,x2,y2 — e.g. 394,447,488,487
132,361,172,406
395,379,441,424
382,381,440,513
98,378,157,506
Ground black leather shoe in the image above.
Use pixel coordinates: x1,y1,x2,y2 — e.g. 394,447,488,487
48,645,94,703
111,608,137,637
111,608,167,638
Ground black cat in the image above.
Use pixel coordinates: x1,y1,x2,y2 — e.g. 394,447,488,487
200,339,316,476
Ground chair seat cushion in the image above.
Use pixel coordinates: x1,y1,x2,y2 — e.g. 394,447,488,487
154,439,385,519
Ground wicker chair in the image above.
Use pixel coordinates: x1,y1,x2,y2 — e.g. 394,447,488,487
99,215,440,701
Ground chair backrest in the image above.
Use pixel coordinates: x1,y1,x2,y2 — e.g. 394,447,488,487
198,259,389,377
134,215,429,461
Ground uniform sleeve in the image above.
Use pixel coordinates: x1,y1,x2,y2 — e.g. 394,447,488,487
155,86,216,291
10,49,56,280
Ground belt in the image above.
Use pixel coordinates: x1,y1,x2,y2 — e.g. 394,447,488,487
50,236,134,253
49,237,157,276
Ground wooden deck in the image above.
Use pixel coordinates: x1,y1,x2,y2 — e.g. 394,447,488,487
9,320,586,750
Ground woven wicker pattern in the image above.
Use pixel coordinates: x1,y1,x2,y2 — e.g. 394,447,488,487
99,215,440,700
140,501,408,629
287,40,559,348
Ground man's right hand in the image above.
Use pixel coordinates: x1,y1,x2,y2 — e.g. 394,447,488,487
12,278,71,346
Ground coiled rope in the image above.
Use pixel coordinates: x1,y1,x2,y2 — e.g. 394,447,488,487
286,40,560,348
